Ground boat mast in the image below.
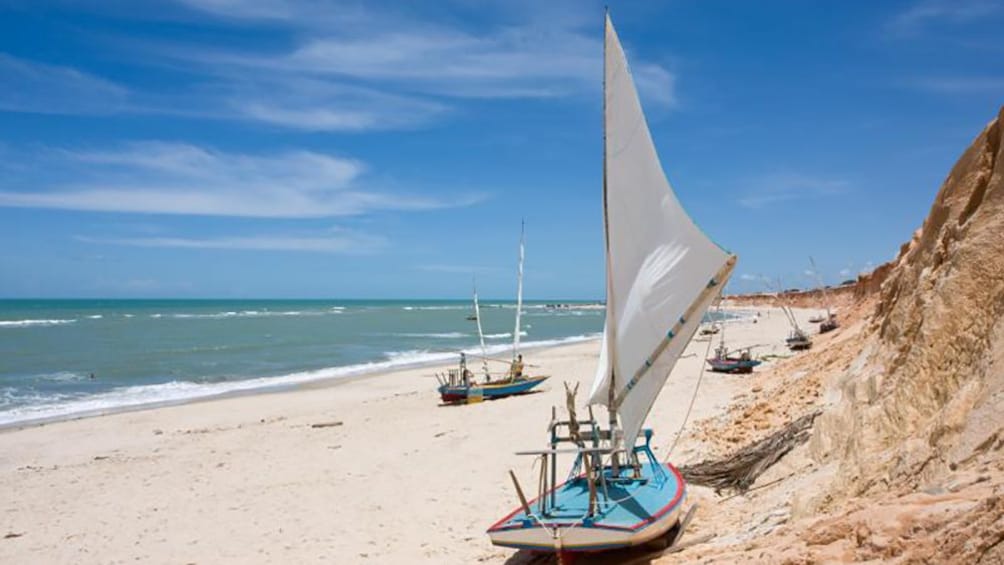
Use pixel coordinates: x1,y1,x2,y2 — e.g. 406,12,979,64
473,277,490,378
601,9,622,462
512,220,525,361
809,256,832,318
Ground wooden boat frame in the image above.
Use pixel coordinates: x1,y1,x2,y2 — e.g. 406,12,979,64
487,406,686,552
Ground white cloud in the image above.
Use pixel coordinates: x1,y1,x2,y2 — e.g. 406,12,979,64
417,264,506,274
738,172,848,209
906,76,1004,93
223,78,449,131
4,3,678,130
0,54,129,115
738,273,759,281
0,142,485,217
76,231,384,254
839,268,853,277
160,1,677,110
173,0,299,21
887,0,1000,36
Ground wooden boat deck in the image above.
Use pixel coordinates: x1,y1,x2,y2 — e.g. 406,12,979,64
491,462,685,532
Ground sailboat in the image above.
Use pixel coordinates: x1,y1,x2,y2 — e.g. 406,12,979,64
807,257,839,334
487,13,736,554
436,225,548,404
706,314,762,374
782,304,813,350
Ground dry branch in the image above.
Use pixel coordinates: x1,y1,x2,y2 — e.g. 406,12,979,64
680,410,821,493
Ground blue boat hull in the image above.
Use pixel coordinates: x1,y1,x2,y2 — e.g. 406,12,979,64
707,358,762,374
488,459,686,552
438,376,548,403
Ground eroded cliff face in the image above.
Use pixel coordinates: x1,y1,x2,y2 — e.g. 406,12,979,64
812,106,1004,502
664,107,1004,564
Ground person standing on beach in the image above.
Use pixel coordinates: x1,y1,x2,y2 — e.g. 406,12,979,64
510,354,524,380
460,352,474,386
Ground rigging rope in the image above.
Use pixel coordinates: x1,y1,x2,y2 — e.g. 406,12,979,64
665,292,721,461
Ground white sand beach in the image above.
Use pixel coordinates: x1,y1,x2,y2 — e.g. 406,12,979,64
0,307,810,564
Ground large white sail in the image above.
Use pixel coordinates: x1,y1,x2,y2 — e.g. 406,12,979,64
513,221,525,358
588,15,736,447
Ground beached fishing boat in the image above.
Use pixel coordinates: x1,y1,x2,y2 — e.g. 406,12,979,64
785,327,813,350
438,372,550,403
778,298,812,350
808,257,839,334
488,13,737,556
698,323,720,336
707,344,762,374
436,225,549,404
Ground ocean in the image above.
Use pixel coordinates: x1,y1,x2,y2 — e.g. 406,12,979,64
0,299,735,427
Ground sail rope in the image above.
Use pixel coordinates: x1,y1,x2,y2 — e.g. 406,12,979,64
664,294,721,461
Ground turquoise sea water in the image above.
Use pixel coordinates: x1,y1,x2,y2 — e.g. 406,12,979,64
0,299,609,425
0,299,737,426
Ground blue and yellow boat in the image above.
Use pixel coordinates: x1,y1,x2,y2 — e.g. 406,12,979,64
438,374,549,404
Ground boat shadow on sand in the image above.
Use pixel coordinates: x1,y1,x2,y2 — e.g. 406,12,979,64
502,521,689,565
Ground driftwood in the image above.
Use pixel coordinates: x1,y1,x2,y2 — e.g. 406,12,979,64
680,410,821,493
310,421,343,429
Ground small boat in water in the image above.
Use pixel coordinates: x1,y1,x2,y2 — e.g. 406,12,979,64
488,12,736,557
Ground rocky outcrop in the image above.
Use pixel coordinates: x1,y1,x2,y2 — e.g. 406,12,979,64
811,106,1004,503
663,107,1004,565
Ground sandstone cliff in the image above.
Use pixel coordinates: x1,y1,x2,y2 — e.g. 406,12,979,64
812,106,1004,499
663,106,1004,564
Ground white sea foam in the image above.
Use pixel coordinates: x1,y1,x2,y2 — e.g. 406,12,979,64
166,310,331,320
483,331,529,339
36,371,89,383
0,319,77,328
395,332,468,339
86,315,103,319
0,333,601,427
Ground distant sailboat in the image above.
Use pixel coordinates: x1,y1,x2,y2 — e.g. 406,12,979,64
488,12,737,554
436,225,548,404
808,257,839,334
706,302,762,374
782,304,813,350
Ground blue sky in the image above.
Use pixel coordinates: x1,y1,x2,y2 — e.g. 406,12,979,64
0,0,1001,299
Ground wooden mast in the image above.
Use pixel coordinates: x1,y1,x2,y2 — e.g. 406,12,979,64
601,8,622,476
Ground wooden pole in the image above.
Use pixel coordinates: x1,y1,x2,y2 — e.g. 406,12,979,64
508,470,532,518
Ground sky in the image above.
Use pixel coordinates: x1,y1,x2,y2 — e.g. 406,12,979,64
0,0,1002,299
